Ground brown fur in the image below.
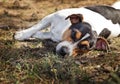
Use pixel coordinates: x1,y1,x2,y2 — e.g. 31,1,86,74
80,40,90,48
62,29,72,41
72,48,89,57
74,29,82,40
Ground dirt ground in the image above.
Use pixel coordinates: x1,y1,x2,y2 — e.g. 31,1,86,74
0,0,120,84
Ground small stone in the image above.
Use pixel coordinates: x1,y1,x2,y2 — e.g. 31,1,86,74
115,56,120,61
102,66,113,73
79,57,89,64
30,13,38,21
95,65,101,70
75,60,81,65
98,53,105,57
13,0,20,8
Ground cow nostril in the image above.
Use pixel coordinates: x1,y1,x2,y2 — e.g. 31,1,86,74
56,46,69,57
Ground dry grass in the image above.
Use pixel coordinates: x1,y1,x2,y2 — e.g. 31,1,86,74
0,0,120,84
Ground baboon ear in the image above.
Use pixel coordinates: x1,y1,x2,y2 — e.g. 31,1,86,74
65,14,83,22
95,37,109,51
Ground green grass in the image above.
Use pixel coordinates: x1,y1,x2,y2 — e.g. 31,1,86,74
0,15,120,84
0,39,120,84
0,50,87,84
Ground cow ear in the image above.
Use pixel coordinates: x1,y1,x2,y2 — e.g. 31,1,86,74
95,37,110,51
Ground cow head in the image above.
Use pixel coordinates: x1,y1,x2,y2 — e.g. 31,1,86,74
56,14,109,57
